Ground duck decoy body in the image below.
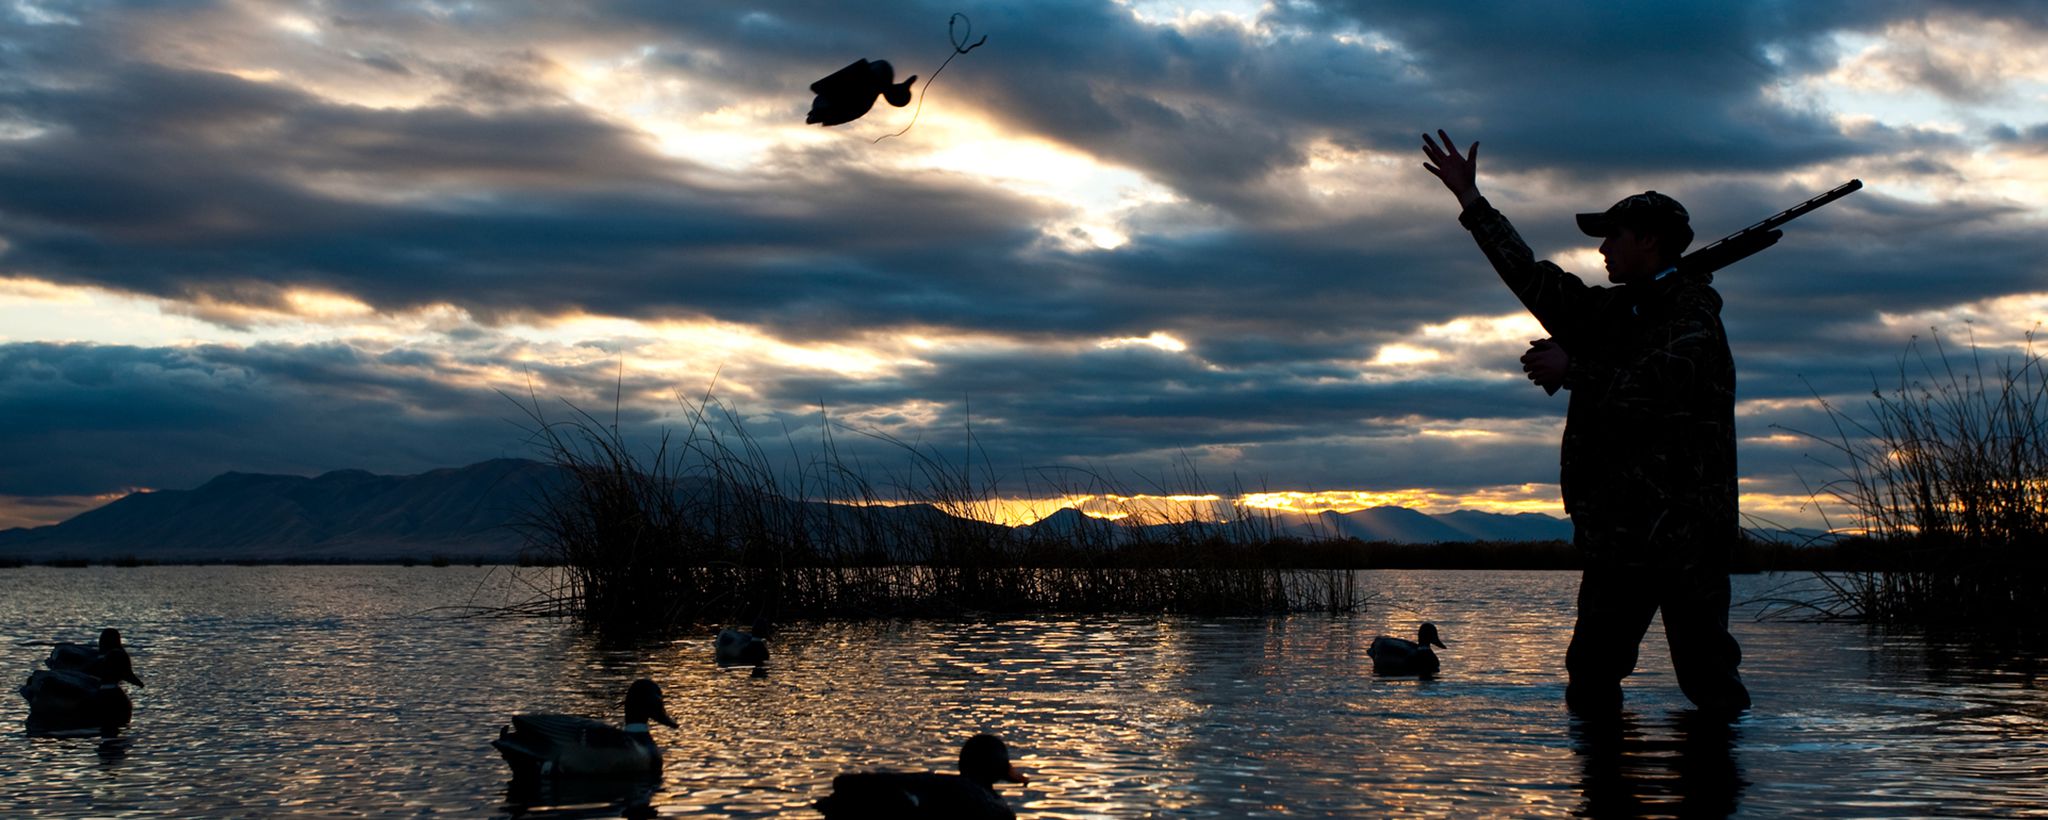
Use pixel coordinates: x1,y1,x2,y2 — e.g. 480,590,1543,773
19,628,144,737
815,733,1028,820
492,678,678,779
1368,622,1447,678
806,59,917,126
715,618,772,666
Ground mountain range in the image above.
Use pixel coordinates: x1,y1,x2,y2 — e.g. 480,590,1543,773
0,459,1575,562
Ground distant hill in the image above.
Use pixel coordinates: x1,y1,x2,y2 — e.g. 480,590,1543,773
0,459,1580,562
1283,507,1563,543
1015,502,1572,549
0,459,559,562
1013,503,1573,545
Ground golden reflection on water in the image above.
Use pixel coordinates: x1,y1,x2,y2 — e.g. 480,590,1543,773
1,567,2046,817
595,580,1608,817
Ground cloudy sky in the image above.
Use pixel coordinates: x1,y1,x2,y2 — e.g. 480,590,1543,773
2,0,2044,531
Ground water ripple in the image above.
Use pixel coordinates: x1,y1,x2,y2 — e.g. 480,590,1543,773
1,567,2044,816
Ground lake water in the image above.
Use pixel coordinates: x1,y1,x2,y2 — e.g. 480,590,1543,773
2,566,2044,818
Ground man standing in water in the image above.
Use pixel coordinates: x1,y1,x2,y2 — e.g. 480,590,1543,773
1420,130,1751,717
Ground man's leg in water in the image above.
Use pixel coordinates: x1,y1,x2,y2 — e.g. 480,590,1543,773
1565,565,1661,713
1662,567,1751,717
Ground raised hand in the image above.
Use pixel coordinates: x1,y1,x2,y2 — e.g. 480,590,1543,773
1421,129,1482,208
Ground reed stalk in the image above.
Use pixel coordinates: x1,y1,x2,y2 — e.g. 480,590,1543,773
1780,331,2048,627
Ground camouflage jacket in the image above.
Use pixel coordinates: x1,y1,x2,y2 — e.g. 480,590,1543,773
1458,198,1738,567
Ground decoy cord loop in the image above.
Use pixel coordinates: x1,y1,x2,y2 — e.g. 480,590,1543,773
874,13,987,143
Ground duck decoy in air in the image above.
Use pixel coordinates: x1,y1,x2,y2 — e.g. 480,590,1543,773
806,59,917,126
19,627,145,737
1368,622,1448,678
715,617,772,667
492,678,678,779
815,733,1029,819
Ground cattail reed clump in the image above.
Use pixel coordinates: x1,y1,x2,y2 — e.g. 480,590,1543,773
504,389,1360,632
1789,331,2047,627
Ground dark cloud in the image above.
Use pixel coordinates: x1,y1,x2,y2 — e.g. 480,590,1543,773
1,1,2029,345
709,334,1572,494
0,59,1071,335
1989,122,2048,153
1,1,2045,526
0,342,461,498
0,335,1562,502
1282,1,1901,178
351,51,413,76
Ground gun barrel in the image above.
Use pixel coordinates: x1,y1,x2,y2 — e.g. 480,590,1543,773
1682,179,1861,272
1752,178,1862,233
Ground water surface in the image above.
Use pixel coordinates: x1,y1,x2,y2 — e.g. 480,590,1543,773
2,566,2043,817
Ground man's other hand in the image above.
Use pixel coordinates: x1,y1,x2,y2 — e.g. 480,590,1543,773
1522,338,1567,390
1422,129,1482,209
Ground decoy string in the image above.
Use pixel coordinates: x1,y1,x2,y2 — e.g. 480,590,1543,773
874,13,987,143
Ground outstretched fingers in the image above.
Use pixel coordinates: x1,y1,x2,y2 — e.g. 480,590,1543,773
1433,130,1467,163
1423,131,1477,171
1422,128,1482,204
1421,132,1450,179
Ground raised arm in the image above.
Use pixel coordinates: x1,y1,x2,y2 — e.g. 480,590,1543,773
1423,129,1615,340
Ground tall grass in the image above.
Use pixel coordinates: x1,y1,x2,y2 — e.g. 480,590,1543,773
1783,331,2048,626
504,387,1360,632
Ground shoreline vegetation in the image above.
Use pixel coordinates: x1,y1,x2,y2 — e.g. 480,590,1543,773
499,386,1362,625
1776,332,2046,630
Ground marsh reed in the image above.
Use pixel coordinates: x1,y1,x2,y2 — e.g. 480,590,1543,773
504,388,1360,631
1782,331,2048,627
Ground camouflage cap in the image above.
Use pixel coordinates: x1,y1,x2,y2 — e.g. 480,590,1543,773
1576,190,1692,244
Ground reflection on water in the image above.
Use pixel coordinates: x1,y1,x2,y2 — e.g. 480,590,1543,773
502,776,659,819
1572,710,1744,818
0,566,2044,817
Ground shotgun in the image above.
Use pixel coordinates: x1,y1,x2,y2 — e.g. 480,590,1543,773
1540,179,1863,395
1675,178,1863,278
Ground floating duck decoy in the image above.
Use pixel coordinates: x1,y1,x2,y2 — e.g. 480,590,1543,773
806,59,917,127
1368,622,1447,678
815,733,1029,819
19,627,145,737
492,678,678,779
715,617,772,667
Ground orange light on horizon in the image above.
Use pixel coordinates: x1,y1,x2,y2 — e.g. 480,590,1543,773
24,483,1846,535
1239,488,1563,517
0,488,149,530
838,487,1574,527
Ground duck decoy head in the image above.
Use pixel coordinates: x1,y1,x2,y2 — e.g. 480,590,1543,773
876,62,916,108
99,628,123,652
624,679,678,729
1418,622,1447,649
959,733,1028,788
